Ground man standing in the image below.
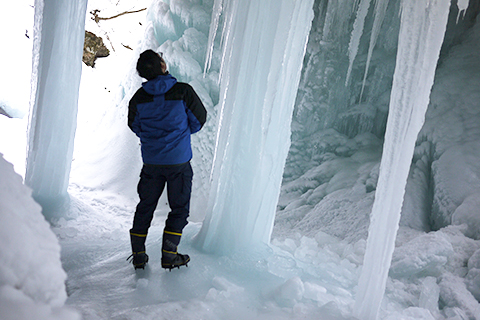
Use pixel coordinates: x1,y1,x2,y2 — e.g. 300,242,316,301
127,49,207,270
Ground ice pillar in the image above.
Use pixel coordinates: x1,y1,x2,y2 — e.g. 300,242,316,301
25,0,88,219
195,0,314,254
353,0,451,319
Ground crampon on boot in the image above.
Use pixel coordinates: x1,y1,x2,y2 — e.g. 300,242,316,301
161,229,190,271
129,230,149,269
161,253,190,271
127,252,149,270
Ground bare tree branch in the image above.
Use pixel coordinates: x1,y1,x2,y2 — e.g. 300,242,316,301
91,8,147,23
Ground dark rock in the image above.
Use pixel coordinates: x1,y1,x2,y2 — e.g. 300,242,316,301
0,106,11,118
83,31,110,67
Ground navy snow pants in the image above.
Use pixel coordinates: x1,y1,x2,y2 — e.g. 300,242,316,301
131,162,193,237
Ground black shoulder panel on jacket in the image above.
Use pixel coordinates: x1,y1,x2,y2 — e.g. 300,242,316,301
132,87,154,105
166,82,207,127
128,87,153,130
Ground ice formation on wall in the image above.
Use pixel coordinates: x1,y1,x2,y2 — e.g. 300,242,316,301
25,0,88,218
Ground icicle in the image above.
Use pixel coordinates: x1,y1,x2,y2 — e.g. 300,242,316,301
456,0,469,23
322,1,337,41
359,0,390,101
203,0,242,84
217,0,239,84
353,0,451,318
352,0,359,11
204,0,224,75
345,0,372,86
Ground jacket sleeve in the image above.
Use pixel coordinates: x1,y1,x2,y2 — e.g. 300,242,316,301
184,84,207,134
128,94,141,137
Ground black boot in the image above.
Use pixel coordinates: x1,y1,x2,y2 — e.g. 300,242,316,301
128,230,149,269
161,229,190,270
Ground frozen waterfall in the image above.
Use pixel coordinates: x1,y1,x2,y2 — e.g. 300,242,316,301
353,0,451,319
195,0,315,254
25,0,88,218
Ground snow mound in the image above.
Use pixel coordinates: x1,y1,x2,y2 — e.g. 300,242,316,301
0,154,80,320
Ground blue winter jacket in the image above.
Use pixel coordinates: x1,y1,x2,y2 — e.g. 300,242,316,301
128,74,207,165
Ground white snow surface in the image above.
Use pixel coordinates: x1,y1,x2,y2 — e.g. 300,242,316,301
0,154,80,320
0,0,480,320
0,1,33,119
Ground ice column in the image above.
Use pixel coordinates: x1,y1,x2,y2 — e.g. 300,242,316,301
25,0,88,218
353,0,451,319
196,0,314,254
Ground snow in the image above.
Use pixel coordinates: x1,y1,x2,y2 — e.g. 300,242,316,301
0,153,80,319
0,117,28,175
0,1,33,119
0,0,480,319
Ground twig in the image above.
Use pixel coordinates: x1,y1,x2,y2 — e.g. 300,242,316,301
91,8,147,23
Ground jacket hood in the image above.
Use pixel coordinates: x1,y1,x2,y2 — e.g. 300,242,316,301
142,74,177,95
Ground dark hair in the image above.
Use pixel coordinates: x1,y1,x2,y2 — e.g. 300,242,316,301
136,49,163,80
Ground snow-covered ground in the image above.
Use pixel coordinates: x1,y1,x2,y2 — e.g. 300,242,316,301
1,0,480,319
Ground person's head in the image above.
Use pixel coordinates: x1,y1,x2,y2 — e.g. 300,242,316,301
136,49,167,80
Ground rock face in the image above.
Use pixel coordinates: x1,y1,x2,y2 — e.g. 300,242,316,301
0,106,11,118
83,31,109,67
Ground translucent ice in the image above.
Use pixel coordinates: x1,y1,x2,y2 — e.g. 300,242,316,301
419,277,440,316
25,0,88,218
195,0,315,254
361,0,391,99
346,0,371,85
274,277,304,307
354,0,451,318
456,0,469,22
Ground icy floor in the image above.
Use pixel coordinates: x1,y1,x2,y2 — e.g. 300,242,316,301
51,183,480,320
55,185,362,320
